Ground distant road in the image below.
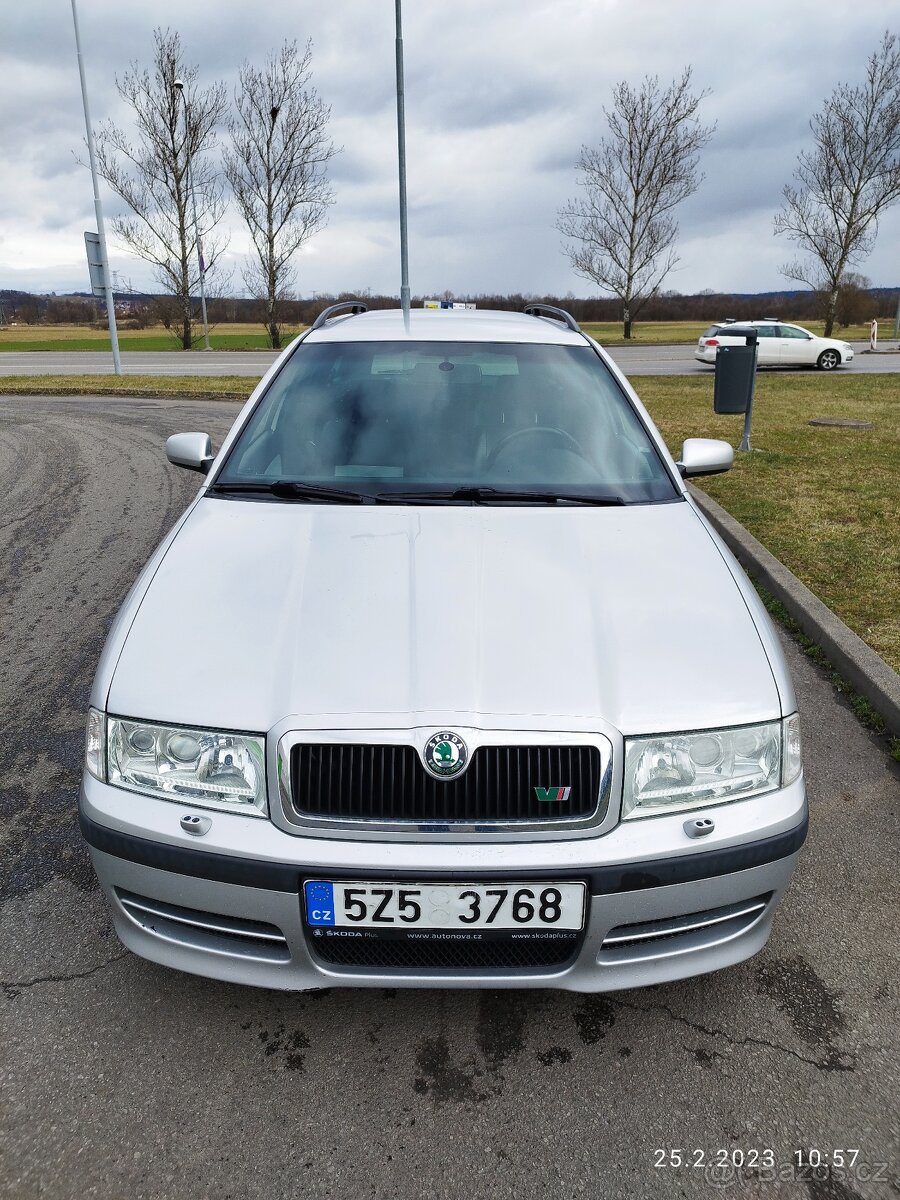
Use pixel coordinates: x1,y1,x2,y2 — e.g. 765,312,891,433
0,341,894,377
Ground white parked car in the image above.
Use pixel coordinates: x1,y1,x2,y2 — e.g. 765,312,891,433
80,303,806,992
695,319,854,370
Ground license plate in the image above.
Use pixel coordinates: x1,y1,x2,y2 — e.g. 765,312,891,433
304,880,585,932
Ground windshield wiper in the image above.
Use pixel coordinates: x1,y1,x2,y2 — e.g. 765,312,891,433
208,480,370,504
375,486,626,506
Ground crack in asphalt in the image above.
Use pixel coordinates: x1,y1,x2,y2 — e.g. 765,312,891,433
1,950,129,999
613,996,857,1073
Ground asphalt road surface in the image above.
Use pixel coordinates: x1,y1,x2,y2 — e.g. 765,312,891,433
1,341,896,377
1,395,898,1200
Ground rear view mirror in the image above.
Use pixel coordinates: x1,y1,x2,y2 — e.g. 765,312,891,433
166,432,214,474
677,438,733,478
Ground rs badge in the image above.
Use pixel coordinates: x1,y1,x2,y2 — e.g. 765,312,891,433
535,786,572,802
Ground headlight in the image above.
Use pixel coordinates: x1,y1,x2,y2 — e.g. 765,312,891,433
104,715,267,816
623,718,800,820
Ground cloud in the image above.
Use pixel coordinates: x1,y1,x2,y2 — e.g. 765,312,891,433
2,0,897,299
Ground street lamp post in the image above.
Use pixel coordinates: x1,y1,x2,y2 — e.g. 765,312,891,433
267,104,280,347
70,0,121,374
174,78,211,350
394,0,411,333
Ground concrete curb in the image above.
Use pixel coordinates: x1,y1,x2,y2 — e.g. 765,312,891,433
689,485,900,738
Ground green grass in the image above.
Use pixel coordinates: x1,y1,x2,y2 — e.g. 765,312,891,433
0,374,252,399
0,322,302,352
581,321,705,344
637,373,899,672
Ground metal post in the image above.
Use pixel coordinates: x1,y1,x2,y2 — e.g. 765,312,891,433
893,291,899,340
394,0,411,332
70,0,121,375
175,82,211,350
738,343,758,452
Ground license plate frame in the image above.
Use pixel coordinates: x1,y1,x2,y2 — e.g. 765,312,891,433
303,879,587,938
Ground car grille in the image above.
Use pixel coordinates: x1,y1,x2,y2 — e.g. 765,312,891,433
308,930,582,972
289,743,604,825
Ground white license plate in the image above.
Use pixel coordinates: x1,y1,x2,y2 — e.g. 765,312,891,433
304,880,585,931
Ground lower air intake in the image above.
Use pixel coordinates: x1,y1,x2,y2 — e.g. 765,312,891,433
116,889,290,963
599,894,772,964
308,931,582,972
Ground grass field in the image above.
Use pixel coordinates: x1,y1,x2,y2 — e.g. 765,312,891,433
1,370,896,672
0,318,886,351
0,374,252,398
0,322,294,352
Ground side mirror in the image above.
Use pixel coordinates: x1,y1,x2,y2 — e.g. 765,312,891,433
676,438,734,478
166,432,214,474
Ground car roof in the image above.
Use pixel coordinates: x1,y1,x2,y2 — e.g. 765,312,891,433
713,318,782,327
304,307,588,346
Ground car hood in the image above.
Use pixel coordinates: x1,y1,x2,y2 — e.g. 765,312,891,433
107,497,779,735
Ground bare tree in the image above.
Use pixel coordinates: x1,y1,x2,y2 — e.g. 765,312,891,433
833,273,877,328
93,29,228,349
557,69,714,338
775,32,900,337
224,41,337,349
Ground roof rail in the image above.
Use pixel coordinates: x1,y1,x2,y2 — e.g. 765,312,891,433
523,303,581,333
309,301,368,331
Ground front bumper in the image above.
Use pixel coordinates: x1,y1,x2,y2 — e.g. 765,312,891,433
79,773,808,992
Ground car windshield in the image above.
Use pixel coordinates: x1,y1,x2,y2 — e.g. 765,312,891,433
214,341,678,503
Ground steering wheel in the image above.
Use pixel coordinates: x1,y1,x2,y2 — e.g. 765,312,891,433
484,425,584,469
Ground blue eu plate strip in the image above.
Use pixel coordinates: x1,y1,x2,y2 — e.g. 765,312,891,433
304,880,335,925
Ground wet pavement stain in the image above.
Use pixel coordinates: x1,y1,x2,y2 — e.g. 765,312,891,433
0,779,96,905
413,1035,486,1104
802,1158,867,1200
1,718,99,904
756,956,854,1071
692,1046,724,1069
249,1022,310,1071
284,1031,310,1071
573,995,617,1045
536,1046,572,1066
476,991,527,1073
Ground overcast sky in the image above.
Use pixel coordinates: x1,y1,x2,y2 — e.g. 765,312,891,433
4,0,899,300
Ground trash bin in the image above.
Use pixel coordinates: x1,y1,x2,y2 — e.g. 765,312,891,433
714,333,758,414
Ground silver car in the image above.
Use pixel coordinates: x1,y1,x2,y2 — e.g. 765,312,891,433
80,303,806,992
